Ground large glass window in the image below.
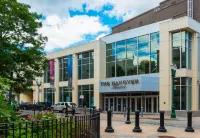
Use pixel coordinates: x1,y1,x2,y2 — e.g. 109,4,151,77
59,56,73,81
174,77,192,110
78,84,94,107
44,65,50,83
78,51,94,79
172,31,192,69
106,32,160,78
59,87,72,102
44,88,55,105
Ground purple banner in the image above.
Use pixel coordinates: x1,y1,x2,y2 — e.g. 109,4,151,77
50,59,54,85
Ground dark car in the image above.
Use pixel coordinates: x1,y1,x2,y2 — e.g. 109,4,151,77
19,102,33,110
34,102,51,110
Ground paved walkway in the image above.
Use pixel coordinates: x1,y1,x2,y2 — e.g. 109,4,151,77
100,113,200,138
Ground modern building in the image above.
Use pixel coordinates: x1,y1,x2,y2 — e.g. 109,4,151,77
30,0,200,114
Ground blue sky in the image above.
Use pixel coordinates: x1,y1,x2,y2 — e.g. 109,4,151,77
18,0,162,52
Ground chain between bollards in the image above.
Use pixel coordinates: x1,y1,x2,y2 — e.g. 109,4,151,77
185,111,194,132
133,110,142,132
157,111,167,132
105,109,114,132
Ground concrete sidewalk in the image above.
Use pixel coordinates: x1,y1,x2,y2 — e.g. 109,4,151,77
100,113,200,138
100,119,200,138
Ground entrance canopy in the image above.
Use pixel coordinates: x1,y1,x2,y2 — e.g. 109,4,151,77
99,73,159,93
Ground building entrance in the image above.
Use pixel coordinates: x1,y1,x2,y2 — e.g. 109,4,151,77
103,95,159,113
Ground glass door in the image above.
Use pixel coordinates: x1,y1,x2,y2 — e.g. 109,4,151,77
105,98,109,111
136,97,142,111
145,97,152,113
131,98,136,112
114,97,117,111
117,98,122,112
122,98,127,112
153,97,158,113
109,98,114,110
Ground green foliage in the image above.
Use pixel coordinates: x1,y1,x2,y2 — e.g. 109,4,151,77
0,77,13,117
0,0,48,93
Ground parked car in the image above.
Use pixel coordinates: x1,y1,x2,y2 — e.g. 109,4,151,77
19,102,33,110
34,102,51,110
51,102,77,113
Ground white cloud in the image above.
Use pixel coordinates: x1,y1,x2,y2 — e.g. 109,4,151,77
40,15,109,51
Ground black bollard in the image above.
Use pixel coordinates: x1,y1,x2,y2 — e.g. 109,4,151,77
133,110,142,132
105,109,114,132
157,111,167,132
185,111,194,132
125,106,131,124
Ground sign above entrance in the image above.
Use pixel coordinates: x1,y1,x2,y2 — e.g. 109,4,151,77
99,74,159,93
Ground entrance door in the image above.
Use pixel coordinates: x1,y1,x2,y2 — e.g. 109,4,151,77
105,98,109,111
109,98,114,110
153,96,158,113
145,97,152,113
136,97,142,111
117,98,122,112
122,98,127,112
131,98,136,112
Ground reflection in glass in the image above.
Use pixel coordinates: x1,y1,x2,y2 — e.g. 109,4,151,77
116,47,126,55
78,85,94,108
106,49,115,56
106,43,115,50
172,32,181,41
106,62,115,78
116,60,125,77
138,34,149,43
172,47,180,68
138,42,149,51
126,59,137,75
116,40,125,48
82,64,89,79
150,40,159,55
174,86,180,110
181,86,186,110
127,37,137,45
150,54,159,73
151,32,159,41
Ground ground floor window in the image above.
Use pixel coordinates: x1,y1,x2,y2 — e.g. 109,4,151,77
78,84,94,107
44,88,55,105
59,87,72,102
174,77,192,110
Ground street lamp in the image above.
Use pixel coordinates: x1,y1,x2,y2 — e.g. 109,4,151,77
36,79,42,103
170,64,177,118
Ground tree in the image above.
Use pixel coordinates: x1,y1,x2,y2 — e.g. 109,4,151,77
0,0,48,93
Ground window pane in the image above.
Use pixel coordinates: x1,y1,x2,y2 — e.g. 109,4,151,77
106,49,115,56
82,58,90,64
181,47,186,68
127,51,137,59
106,43,115,50
106,56,115,62
116,47,126,55
174,86,180,110
172,47,180,69
151,40,159,55
82,85,90,91
126,59,137,76
181,86,186,110
106,62,115,78
172,40,181,48
188,48,192,69
78,54,82,59
181,77,186,85
174,78,180,85
82,64,89,79
90,63,94,78
116,53,126,60
187,85,192,110
78,66,81,79
127,38,137,45
138,42,149,51
116,40,125,48
150,32,159,41
127,44,137,52
138,53,150,74
172,32,181,41
138,34,149,43
150,54,159,73
116,60,125,77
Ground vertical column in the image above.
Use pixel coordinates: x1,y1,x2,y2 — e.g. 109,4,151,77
54,58,59,104
72,54,78,105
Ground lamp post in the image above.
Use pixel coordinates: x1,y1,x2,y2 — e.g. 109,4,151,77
36,79,42,103
170,64,177,118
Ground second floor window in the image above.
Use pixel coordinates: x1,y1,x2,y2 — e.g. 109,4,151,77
59,56,73,81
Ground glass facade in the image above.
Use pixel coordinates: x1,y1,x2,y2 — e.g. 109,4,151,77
59,56,73,81
44,65,50,83
78,84,94,107
59,87,72,102
174,77,192,110
106,32,159,78
78,51,94,79
172,31,192,69
44,88,55,104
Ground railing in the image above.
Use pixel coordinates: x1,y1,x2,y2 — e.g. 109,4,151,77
0,112,100,138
